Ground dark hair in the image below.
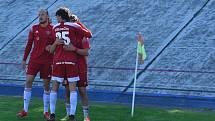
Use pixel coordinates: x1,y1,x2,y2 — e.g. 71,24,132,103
69,14,79,22
55,7,71,22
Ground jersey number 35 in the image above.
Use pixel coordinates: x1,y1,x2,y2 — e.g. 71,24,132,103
56,31,70,45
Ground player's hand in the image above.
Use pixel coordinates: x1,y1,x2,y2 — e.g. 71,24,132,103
54,38,64,45
63,44,76,51
21,61,26,71
45,45,51,52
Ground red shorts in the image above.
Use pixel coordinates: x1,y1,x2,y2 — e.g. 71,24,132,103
51,61,79,83
27,61,51,79
77,72,88,87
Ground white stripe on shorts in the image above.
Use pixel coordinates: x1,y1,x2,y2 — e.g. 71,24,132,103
51,76,80,83
51,76,64,83
68,77,80,83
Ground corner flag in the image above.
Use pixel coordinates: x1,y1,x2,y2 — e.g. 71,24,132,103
137,32,147,63
131,32,147,117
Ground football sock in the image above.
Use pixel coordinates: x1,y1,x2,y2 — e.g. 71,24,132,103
43,90,50,113
69,91,77,115
66,103,70,116
50,91,57,114
23,88,32,112
82,106,89,118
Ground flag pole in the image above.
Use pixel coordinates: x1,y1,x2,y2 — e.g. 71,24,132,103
131,43,139,117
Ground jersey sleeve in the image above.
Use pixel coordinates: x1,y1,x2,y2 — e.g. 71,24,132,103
52,27,56,42
23,27,34,61
47,25,55,45
82,37,90,49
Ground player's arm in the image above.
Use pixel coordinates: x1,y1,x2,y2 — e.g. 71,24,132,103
45,29,55,52
45,44,52,52
63,36,90,56
22,28,34,70
49,43,56,54
49,27,64,54
76,48,89,56
63,44,89,56
49,38,64,54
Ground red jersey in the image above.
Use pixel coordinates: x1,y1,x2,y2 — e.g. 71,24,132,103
75,22,92,38
78,37,90,73
23,24,54,64
52,22,86,63
75,22,91,73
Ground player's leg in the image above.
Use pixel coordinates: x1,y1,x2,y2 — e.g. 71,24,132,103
49,80,60,121
50,80,60,114
78,72,90,121
42,79,50,120
22,75,36,114
65,84,70,115
68,81,78,121
67,64,80,121
49,63,64,121
43,79,50,115
40,63,52,119
17,61,39,117
60,80,70,121
78,87,90,121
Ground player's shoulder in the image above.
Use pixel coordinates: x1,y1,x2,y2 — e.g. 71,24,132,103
75,22,84,27
31,24,40,29
53,23,61,29
64,22,81,29
29,24,39,32
48,23,54,28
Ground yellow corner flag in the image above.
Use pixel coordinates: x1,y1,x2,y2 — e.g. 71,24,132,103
137,32,147,63
131,32,147,117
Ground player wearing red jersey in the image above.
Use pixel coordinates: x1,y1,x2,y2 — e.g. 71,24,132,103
48,7,90,121
17,9,54,120
60,14,92,121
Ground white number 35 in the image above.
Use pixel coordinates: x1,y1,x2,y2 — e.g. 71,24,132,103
56,31,71,45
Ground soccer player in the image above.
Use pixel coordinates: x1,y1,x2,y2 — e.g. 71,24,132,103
60,14,92,121
17,9,54,120
48,7,91,121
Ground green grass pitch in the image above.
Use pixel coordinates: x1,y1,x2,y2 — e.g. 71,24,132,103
0,96,215,121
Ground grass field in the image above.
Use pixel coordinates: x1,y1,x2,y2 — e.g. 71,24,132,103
0,96,215,121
